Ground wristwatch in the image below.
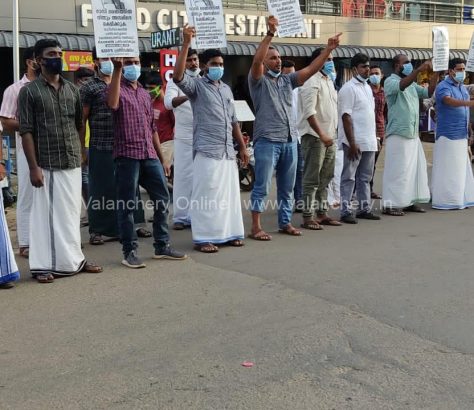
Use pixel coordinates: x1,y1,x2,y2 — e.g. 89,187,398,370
266,30,275,37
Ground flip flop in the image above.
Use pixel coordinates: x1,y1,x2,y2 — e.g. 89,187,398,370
89,234,105,245
300,220,323,230
35,273,55,283
136,228,152,238
317,217,342,226
278,225,302,236
81,262,103,274
194,243,219,253
404,205,426,213
383,208,405,216
247,231,272,241
227,239,244,247
19,247,29,258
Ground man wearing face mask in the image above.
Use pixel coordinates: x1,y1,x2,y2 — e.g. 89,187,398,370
18,39,103,283
382,55,437,216
338,53,379,224
107,56,187,268
173,25,249,253
297,48,340,230
431,58,474,209
368,65,385,200
248,16,342,240
165,49,200,231
0,46,37,259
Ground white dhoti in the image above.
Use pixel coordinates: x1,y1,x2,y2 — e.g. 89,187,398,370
29,168,86,277
432,136,474,210
16,138,33,247
173,139,194,225
190,153,244,244
328,148,344,205
0,189,20,284
382,135,430,208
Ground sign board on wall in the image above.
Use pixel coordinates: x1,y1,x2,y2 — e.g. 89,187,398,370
160,49,178,85
151,27,181,49
62,51,94,71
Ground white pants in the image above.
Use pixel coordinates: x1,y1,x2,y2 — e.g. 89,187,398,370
16,137,33,247
172,139,193,225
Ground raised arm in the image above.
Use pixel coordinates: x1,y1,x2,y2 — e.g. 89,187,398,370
106,58,123,110
173,25,196,83
296,33,342,86
250,16,278,81
400,60,431,92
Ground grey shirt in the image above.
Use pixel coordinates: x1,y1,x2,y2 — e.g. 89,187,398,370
248,72,299,143
175,73,238,160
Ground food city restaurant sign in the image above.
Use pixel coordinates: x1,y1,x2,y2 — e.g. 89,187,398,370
79,3,322,39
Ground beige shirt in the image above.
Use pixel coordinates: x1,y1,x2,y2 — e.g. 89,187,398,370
297,72,338,139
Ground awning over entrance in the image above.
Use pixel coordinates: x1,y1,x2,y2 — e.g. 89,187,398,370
0,31,468,61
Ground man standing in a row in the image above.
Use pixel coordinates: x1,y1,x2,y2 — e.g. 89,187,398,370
19,39,102,283
0,47,36,258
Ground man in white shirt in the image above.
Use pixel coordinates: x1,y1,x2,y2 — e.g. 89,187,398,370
164,48,200,230
338,53,380,224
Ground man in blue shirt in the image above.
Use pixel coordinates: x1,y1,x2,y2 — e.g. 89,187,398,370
432,58,474,209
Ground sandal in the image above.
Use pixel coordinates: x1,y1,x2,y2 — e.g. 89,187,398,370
300,220,323,230
371,192,382,199
173,223,185,231
279,225,302,236
81,262,103,274
317,216,342,227
89,234,104,245
383,208,405,216
404,205,426,213
136,228,152,238
227,239,244,247
194,243,219,253
19,247,29,258
247,230,272,241
35,273,55,283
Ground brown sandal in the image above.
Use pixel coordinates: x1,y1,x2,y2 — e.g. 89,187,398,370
19,247,29,258
194,243,219,253
81,262,103,274
35,273,55,283
317,216,342,226
279,225,302,236
301,220,323,230
227,239,244,247
248,230,272,241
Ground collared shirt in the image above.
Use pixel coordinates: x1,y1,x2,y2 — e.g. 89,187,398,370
298,72,338,140
107,78,158,160
248,72,299,143
175,73,238,160
337,77,377,152
18,75,82,170
385,73,428,139
152,97,175,144
435,77,470,140
0,74,31,149
164,78,195,142
80,76,114,151
371,86,386,139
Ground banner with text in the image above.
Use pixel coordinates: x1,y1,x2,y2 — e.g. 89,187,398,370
91,0,140,58
184,0,227,49
432,27,449,72
160,49,179,85
267,0,306,38
466,32,474,72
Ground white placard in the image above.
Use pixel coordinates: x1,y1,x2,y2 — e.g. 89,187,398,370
432,27,449,72
466,33,474,72
234,100,255,122
266,0,306,38
91,0,140,58
184,0,227,49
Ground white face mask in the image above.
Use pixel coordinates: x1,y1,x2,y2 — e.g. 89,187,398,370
186,68,200,77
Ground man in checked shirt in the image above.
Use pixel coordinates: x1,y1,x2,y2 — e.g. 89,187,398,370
107,55,187,268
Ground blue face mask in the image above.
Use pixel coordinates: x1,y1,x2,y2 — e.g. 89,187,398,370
454,71,466,83
323,61,335,76
100,60,114,76
401,62,413,76
123,64,141,82
328,71,337,82
267,68,281,78
207,66,224,81
369,74,381,85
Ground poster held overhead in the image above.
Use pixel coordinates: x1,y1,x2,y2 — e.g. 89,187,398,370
466,32,474,73
91,0,140,58
432,27,449,72
184,0,227,49
266,0,306,38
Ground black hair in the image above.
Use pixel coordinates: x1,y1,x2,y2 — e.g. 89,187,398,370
75,67,95,79
310,47,324,62
22,47,35,65
34,39,61,59
351,53,369,68
449,58,466,70
187,48,198,58
92,47,97,61
392,54,407,69
369,64,381,70
201,49,224,65
281,60,295,69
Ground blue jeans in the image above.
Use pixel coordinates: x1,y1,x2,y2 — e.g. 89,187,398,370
251,138,297,228
293,142,304,203
115,157,170,255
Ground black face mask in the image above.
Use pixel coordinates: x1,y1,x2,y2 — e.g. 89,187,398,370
42,57,63,75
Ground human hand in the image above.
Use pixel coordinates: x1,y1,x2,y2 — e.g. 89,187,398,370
320,134,334,148
327,33,343,51
348,144,361,161
183,24,196,44
239,147,250,167
30,166,44,188
419,60,433,72
111,58,123,69
268,15,278,34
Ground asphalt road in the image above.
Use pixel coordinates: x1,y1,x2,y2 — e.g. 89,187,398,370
2,150,474,409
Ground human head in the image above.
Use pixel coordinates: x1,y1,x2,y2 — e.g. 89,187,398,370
34,39,63,76
186,48,200,73
201,49,224,81
281,60,295,75
92,47,113,76
351,53,370,80
448,58,466,84
122,56,141,83
75,67,94,86
22,46,37,77
393,54,412,77
369,64,383,86
264,46,282,75
143,71,163,99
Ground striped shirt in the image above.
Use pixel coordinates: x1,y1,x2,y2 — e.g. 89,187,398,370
176,74,238,160
18,75,83,170
80,77,114,151
107,78,158,160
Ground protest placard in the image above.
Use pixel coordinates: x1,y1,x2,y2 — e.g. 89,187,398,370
432,27,449,72
266,0,306,38
466,32,474,72
91,0,139,58
184,0,227,49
